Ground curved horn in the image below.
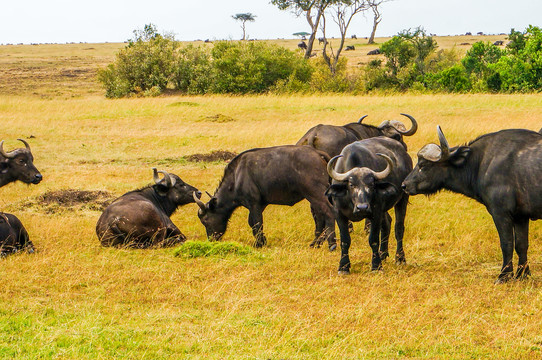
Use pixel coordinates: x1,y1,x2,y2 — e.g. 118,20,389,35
152,168,160,184
159,171,174,188
357,115,369,124
0,141,15,159
17,138,31,151
372,153,393,180
437,125,450,160
327,155,356,181
193,191,206,210
397,113,418,136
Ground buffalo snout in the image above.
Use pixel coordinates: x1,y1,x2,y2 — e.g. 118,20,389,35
354,202,371,215
32,173,43,184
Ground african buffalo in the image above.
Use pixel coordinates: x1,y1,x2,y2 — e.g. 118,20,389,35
0,212,34,257
194,145,337,249
402,126,542,283
326,137,412,273
0,139,42,187
296,113,418,158
96,168,200,248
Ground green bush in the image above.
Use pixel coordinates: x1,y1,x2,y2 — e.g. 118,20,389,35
172,45,214,94
210,41,312,94
426,65,471,92
98,24,179,98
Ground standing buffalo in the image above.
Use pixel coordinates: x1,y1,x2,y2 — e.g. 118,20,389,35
194,145,337,250
296,113,418,158
402,127,542,283
0,213,34,257
96,168,201,248
326,137,412,273
0,139,42,187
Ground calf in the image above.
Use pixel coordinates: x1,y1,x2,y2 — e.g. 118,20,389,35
96,168,200,248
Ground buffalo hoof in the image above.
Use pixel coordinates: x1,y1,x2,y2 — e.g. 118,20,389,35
26,247,35,254
379,251,389,261
329,243,337,252
338,270,350,275
309,241,322,248
395,254,406,264
495,272,514,284
515,265,531,280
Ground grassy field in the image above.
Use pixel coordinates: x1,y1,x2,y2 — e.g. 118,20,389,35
1,39,542,359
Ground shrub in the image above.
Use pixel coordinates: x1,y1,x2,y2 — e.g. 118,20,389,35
172,45,214,94
426,65,471,92
210,41,312,94
98,24,178,98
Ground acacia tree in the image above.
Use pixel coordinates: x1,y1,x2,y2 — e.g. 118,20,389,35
232,13,256,40
271,0,336,59
321,0,370,74
367,0,392,44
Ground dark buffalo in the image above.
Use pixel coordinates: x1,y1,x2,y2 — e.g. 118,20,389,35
296,113,418,158
0,212,34,257
298,41,307,50
402,126,542,282
0,139,42,187
326,137,412,273
194,145,336,249
96,168,200,248
367,48,381,55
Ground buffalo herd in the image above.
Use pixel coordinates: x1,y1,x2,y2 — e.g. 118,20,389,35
2,115,542,283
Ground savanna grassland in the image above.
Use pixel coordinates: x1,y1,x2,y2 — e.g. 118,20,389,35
1,37,542,359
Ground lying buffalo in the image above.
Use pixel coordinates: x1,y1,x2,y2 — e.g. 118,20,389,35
194,145,337,249
96,168,201,248
326,137,412,273
296,113,417,158
0,139,42,187
402,126,542,283
0,213,34,257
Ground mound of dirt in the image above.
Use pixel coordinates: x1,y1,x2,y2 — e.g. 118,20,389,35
199,114,236,123
19,189,116,214
186,150,237,163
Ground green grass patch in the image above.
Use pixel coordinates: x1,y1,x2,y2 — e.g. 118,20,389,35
173,240,253,258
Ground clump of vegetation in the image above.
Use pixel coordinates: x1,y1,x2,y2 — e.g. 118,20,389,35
173,240,253,258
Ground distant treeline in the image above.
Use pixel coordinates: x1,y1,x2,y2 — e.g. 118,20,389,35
98,24,542,98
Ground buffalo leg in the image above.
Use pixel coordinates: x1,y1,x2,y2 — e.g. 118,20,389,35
514,218,531,279
308,197,337,251
248,207,267,247
491,213,515,283
368,214,383,271
337,213,351,274
379,212,392,261
393,196,408,264
162,226,186,247
309,205,325,248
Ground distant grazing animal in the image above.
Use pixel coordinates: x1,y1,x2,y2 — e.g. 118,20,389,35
493,40,504,46
194,145,337,250
367,48,381,55
402,127,542,283
0,212,34,257
298,41,308,50
96,168,201,248
345,45,355,51
296,113,418,158
0,139,42,187
351,35,357,39
326,137,412,273
318,37,327,45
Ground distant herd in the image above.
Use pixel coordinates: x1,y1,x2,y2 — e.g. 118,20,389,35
2,115,542,284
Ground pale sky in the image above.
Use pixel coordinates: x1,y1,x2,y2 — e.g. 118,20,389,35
1,0,541,44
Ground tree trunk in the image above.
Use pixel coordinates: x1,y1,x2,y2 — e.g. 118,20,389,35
304,8,324,59
367,6,381,44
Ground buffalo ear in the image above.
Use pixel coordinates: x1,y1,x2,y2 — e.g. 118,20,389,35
155,183,169,196
376,182,399,203
325,183,348,198
208,197,218,211
449,146,471,167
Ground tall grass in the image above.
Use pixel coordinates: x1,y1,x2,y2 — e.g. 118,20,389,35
1,42,542,358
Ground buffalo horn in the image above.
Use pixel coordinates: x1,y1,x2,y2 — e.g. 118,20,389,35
357,115,369,123
327,155,357,181
397,113,418,136
17,138,31,151
372,153,393,180
0,141,15,159
193,191,206,210
152,168,176,188
437,126,450,160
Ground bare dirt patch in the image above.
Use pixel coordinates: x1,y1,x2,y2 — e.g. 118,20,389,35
186,150,237,163
198,114,236,123
19,189,115,214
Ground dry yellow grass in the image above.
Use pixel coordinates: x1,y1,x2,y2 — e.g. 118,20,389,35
0,40,541,359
